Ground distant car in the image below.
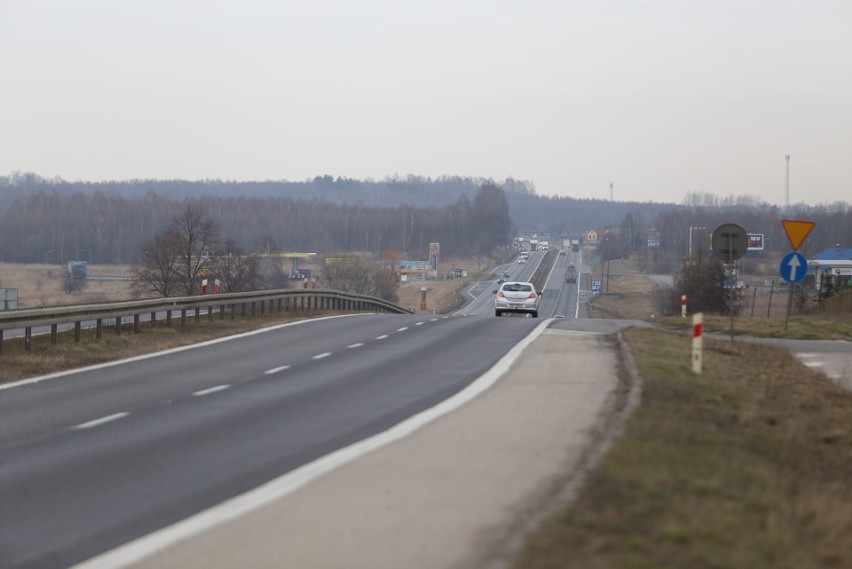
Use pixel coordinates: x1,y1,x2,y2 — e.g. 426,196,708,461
571,244,580,253
559,250,566,256
494,281,540,318
497,275,507,284
517,258,526,264
554,314,565,318
565,263,577,283
501,272,511,279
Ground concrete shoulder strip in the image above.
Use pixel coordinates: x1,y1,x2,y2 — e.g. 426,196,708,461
71,319,553,569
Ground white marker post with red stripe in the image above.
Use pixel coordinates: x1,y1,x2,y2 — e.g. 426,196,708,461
681,295,687,318
692,312,703,374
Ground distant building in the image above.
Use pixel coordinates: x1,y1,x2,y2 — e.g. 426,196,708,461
809,247,852,291
584,228,608,250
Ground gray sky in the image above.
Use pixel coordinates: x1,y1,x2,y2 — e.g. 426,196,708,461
1,0,850,205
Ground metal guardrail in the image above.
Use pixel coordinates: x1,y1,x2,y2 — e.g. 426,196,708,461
0,288,412,354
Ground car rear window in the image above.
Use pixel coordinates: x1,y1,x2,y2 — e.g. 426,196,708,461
503,284,532,292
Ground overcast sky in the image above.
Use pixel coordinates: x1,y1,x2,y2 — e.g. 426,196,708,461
1,0,850,205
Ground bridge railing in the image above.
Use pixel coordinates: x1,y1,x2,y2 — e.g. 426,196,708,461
0,288,412,355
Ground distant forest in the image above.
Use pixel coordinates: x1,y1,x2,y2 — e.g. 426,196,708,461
0,172,848,265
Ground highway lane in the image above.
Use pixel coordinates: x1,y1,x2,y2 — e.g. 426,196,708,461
0,313,539,568
458,248,585,320
456,250,547,316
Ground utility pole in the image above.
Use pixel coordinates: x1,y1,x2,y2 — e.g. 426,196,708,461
610,182,613,201
785,154,790,208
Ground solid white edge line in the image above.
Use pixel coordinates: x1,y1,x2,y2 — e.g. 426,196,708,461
0,314,364,393
71,319,553,569
192,385,230,397
575,269,582,319
72,412,129,430
312,352,332,360
264,365,291,375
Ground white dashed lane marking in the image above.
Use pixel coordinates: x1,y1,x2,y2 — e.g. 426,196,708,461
312,352,332,360
264,365,291,375
397,327,408,332
72,412,129,430
347,343,364,349
376,335,389,340
193,385,230,397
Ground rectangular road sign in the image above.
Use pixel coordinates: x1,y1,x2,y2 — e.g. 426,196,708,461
592,280,601,292
781,220,815,251
747,233,764,251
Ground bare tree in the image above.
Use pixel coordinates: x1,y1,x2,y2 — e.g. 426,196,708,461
171,204,219,295
132,228,182,297
210,240,258,292
132,204,219,297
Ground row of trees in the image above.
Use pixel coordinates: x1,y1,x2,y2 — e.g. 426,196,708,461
0,172,848,267
0,184,514,265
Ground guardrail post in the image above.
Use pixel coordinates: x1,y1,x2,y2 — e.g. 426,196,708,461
150,311,156,328
166,310,172,327
208,305,213,321
0,330,3,355
134,314,140,333
75,322,81,342
277,298,282,312
251,302,256,317
194,307,200,323
25,327,32,351
51,324,58,345
220,304,225,320
115,316,121,335
180,309,187,327
96,319,102,339
241,302,246,318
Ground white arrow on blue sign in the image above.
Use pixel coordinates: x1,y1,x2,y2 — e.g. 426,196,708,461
780,252,807,283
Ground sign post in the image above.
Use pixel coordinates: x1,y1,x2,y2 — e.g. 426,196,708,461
712,223,748,341
780,220,815,331
692,313,703,374
681,295,687,318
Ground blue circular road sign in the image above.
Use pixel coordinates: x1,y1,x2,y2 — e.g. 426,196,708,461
780,252,807,283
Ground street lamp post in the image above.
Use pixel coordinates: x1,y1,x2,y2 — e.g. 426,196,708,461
785,154,790,208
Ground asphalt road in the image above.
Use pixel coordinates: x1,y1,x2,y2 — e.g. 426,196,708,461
458,249,586,319
0,313,541,568
1,248,593,568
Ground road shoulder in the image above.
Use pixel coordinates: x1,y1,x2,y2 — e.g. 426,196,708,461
130,327,626,569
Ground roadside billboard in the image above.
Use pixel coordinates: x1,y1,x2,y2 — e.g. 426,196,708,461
747,234,764,251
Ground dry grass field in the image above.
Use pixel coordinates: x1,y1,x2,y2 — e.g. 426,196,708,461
396,256,487,314
515,327,852,569
0,263,134,308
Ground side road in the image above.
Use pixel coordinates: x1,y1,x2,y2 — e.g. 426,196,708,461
92,320,642,569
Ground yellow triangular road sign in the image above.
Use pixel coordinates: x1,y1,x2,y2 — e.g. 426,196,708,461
781,219,815,251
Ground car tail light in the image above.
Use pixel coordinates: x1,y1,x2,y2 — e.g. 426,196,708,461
497,292,505,298
528,293,537,299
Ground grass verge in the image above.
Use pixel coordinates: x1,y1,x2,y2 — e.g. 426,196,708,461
660,313,852,341
513,327,852,569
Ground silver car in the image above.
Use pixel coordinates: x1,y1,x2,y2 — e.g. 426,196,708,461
494,281,540,317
